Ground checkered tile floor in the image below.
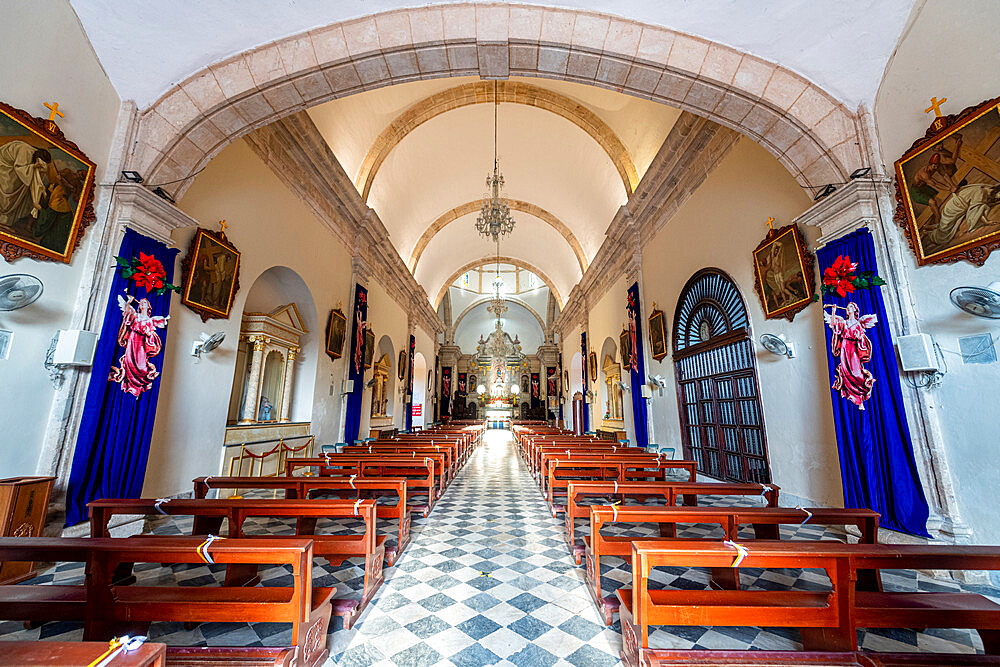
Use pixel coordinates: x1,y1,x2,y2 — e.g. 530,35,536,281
3,430,998,664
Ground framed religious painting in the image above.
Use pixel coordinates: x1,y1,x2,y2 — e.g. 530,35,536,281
180,228,241,321
398,350,407,380
588,351,597,381
647,306,668,361
619,326,632,369
752,222,815,321
363,327,375,369
0,101,97,263
324,306,346,360
895,96,1000,266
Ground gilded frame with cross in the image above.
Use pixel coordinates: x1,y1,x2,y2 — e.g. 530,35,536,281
894,96,1000,266
0,101,96,263
751,222,815,321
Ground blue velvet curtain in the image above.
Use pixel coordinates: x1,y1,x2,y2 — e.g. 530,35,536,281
581,333,590,432
405,335,415,431
818,228,930,537
64,229,179,526
344,284,367,444
626,282,650,448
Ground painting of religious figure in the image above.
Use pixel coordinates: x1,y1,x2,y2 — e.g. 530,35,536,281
324,307,346,360
364,328,375,369
752,223,815,321
0,102,96,263
588,352,597,382
647,307,668,361
619,326,632,371
180,228,240,321
895,96,1000,266
398,350,407,380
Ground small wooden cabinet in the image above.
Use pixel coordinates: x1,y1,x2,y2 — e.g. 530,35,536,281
0,476,55,584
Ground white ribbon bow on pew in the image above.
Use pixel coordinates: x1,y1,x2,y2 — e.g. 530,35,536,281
723,540,749,568
354,498,363,516
154,498,171,515
349,474,357,489
795,505,813,525
88,635,148,667
197,534,224,565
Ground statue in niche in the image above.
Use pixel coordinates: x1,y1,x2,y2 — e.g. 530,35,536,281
258,396,274,421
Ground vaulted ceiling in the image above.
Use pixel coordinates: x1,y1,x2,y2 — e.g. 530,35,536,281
307,75,678,305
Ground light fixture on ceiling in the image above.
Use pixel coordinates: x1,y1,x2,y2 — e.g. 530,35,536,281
475,81,516,243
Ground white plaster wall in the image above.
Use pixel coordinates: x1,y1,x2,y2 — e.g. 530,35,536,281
0,0,120,477
873,0,1000,543
641,138,843,506
413,327,435,425
142,140,353,497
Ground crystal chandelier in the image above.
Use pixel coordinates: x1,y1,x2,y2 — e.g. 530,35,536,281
475,82,516,242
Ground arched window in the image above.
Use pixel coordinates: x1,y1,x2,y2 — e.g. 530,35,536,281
672,269,770,483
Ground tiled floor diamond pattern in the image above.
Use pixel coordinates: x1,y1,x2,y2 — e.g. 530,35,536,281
3,431,998,664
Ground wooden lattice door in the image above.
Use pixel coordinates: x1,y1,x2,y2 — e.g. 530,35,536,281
673,270,771,483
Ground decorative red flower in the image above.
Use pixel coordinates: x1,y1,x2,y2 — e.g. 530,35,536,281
823,254,858,298
133,252,167,292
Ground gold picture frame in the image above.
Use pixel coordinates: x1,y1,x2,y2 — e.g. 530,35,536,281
364,327,375,369
647,306,668,361
752,223,814,321
180,228,241,322
894,96,1000,266
0,101,96,263
619,326,631,370
588,351,597,382
398,350,407,380
325,306,346,360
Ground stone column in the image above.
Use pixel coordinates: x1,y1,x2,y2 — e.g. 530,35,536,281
279,347,297,422
241,336,267,424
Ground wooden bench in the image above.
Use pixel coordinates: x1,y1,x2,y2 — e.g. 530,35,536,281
0,536,332,666
617,541,1000,667
193,475,413,560
0,640,166,666
563,481,782,557
90,498,384,629
285,456,438,510
547,458,699,512
585,505,879,624
343,443,457,485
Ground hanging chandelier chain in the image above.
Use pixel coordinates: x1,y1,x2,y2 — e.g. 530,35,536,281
476,80,515,243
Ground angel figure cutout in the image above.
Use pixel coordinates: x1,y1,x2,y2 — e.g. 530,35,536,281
109,292,169,397
824,302,877,410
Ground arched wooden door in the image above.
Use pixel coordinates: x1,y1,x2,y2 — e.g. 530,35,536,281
672,269,771,483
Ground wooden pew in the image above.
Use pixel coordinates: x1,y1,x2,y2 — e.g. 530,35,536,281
0,640,166,666
617,541,1000,667
192,475,413,560
640,649,1000,666
585,505,879,624
547,458,699,512
0,536,332,666
343,443,457,485
90,498,384,629
563,481,781,557
285,456,438,510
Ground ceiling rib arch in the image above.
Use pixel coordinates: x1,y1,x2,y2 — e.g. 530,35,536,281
452,296,546,336
357,80,639,202
409,199,588,273
436,256,563,310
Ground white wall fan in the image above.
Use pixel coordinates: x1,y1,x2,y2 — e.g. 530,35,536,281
760,333,796,358
0,274,44,312
191,331,225,359
950,281,1000,319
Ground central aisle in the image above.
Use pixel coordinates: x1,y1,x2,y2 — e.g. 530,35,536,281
333,429,623,666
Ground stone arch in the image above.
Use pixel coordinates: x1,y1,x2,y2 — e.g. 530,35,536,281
358,80,638,200
133,4,861,201
409,198,587,272
452,295,547,334
435,256,563,309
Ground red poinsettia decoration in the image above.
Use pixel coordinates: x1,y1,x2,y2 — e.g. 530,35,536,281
114,252,181,295
823,255,858,297
133,252,167,291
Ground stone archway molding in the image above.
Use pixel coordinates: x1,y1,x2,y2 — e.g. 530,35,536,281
358,80,638,200
133,3,861,201
452,295,547,335
435,255,563,309
409,198,587,273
